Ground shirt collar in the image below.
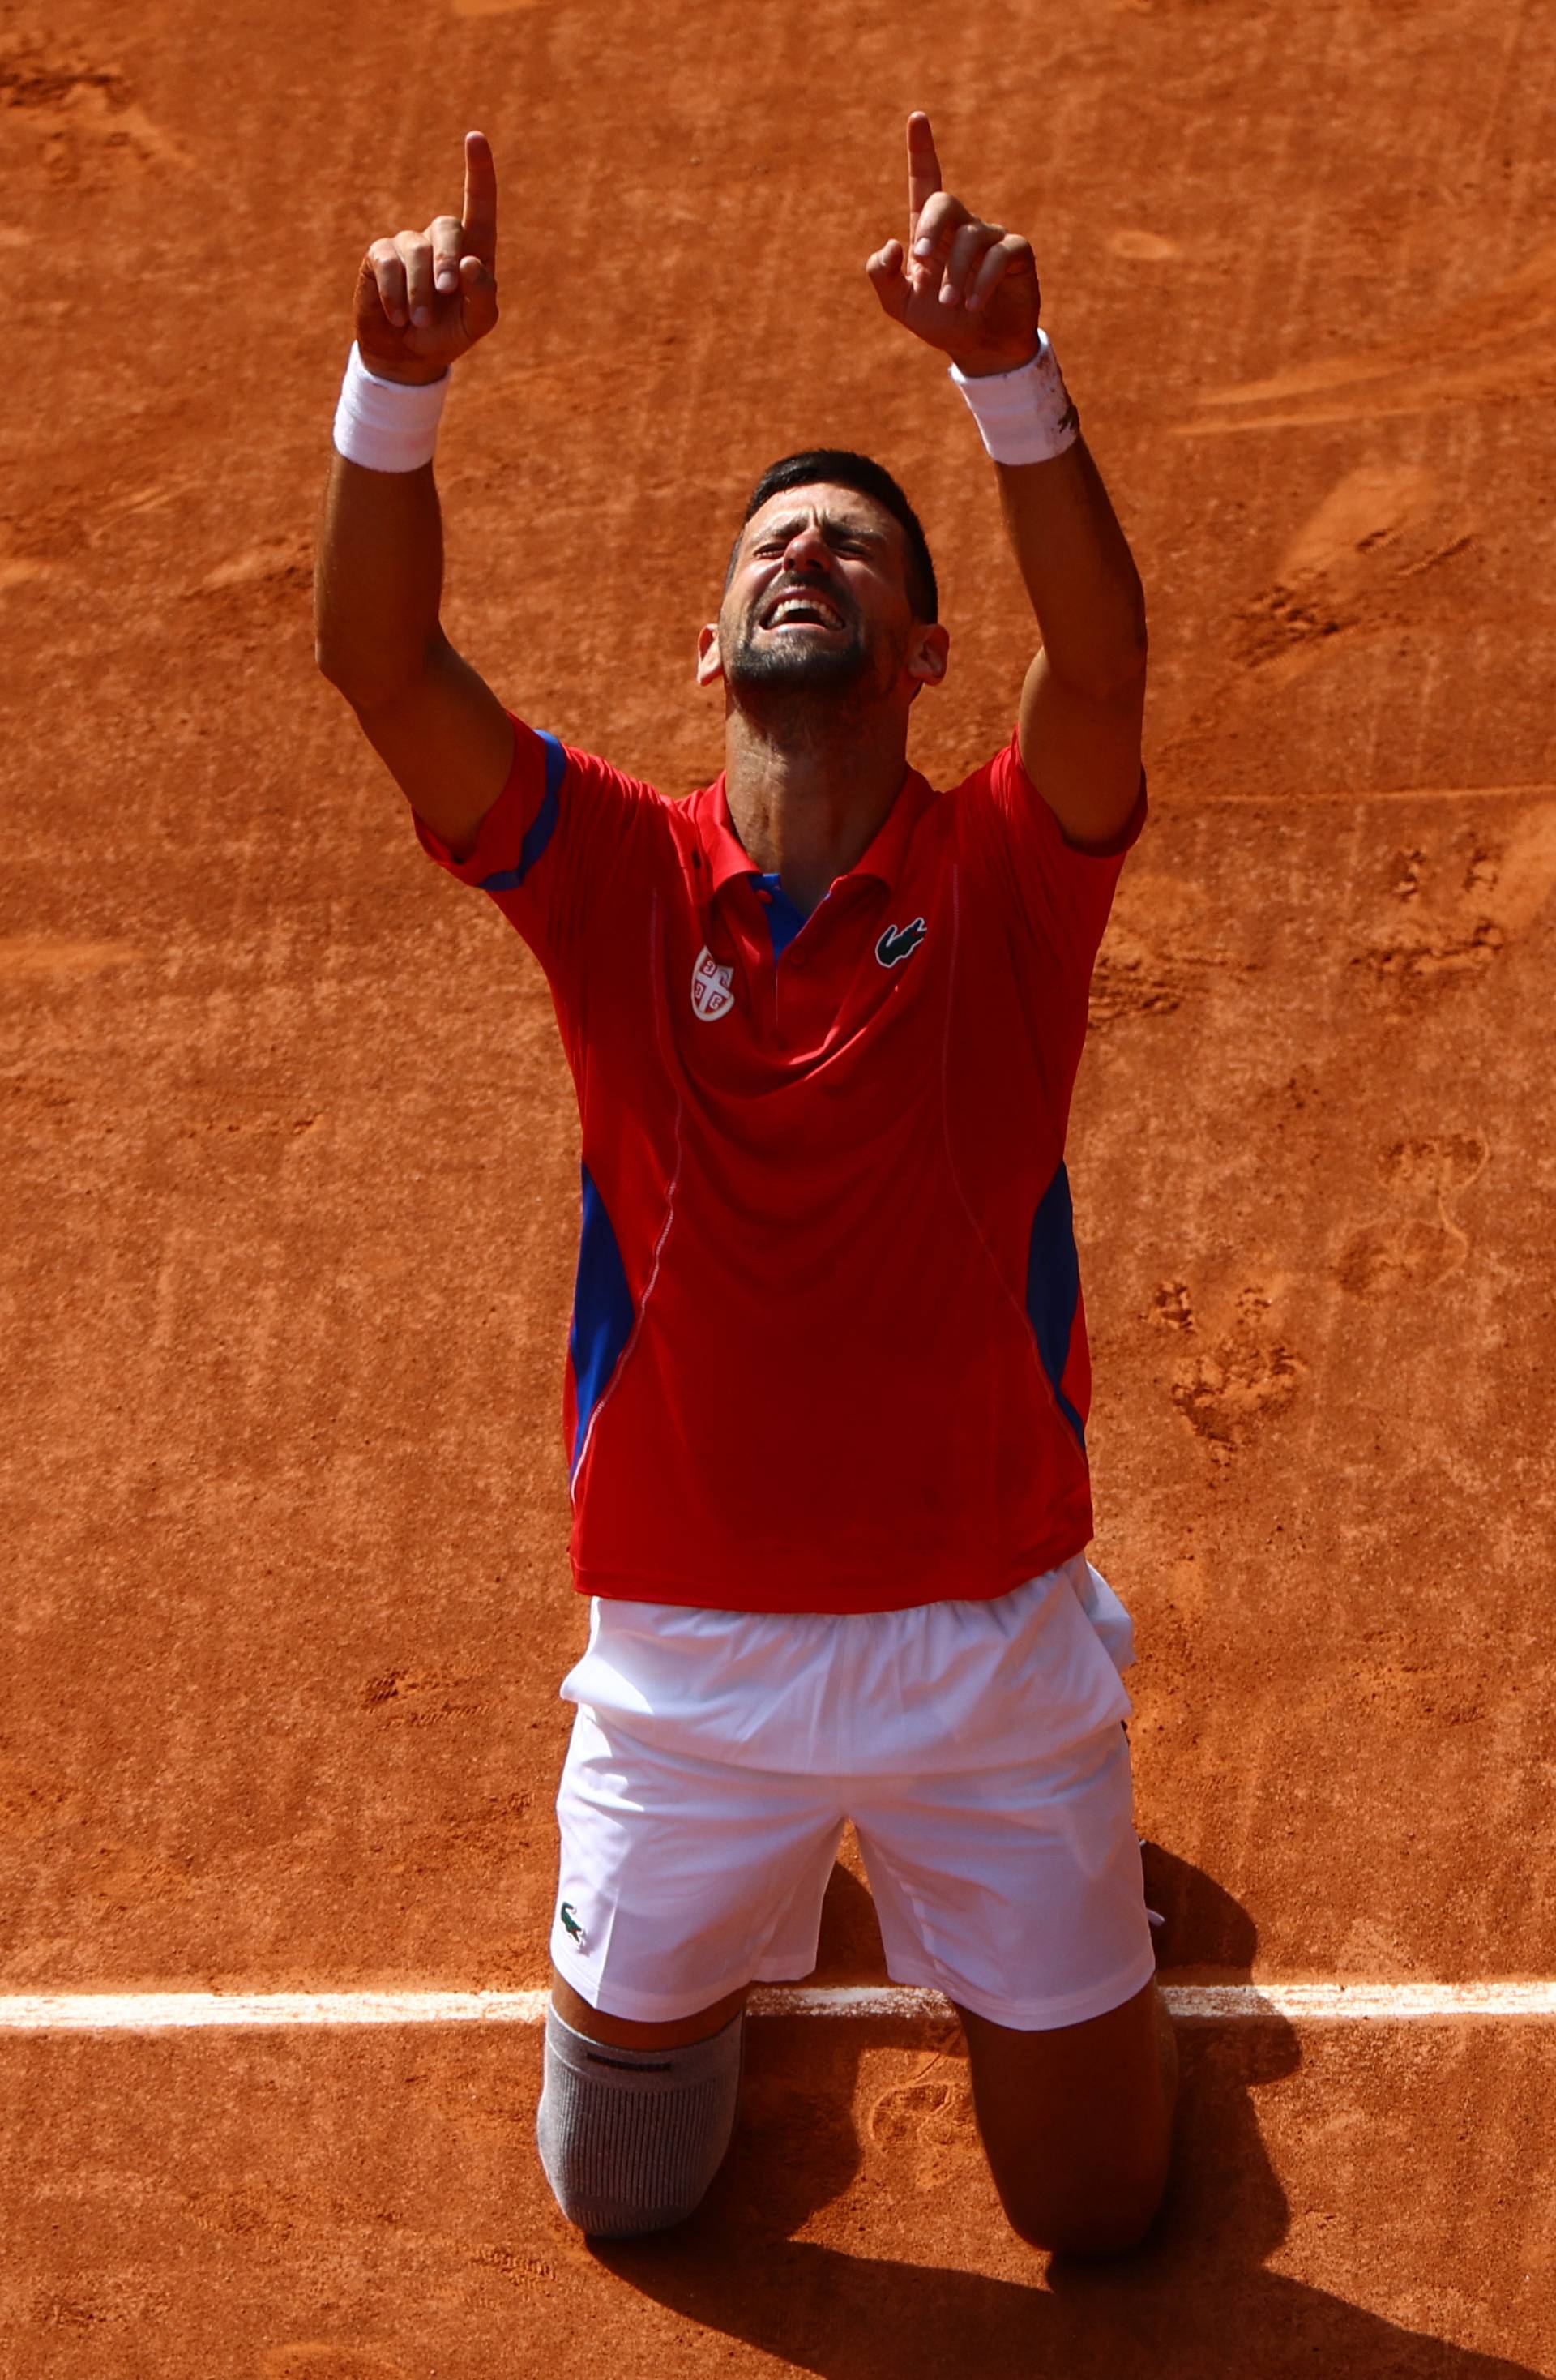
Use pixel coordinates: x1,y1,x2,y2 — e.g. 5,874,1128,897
699,767,930,903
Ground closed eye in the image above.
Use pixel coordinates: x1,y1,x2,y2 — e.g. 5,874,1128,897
747,524,887,560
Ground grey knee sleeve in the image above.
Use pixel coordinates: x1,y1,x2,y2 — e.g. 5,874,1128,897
536,2003,743,2238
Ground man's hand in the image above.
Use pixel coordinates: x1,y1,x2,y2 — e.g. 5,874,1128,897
353,131,500,386
866,113,1040,378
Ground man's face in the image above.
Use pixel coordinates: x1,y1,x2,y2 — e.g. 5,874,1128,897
707,484,926,702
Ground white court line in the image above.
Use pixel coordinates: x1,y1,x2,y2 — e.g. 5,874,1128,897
2,1982,1555,2033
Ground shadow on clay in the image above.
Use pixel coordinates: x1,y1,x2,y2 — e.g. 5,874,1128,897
592,1851,1540,2380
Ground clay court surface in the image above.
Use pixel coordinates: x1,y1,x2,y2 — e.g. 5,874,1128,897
3,0,1555,2369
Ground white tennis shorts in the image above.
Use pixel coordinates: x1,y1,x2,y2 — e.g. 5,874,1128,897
549,1554,1157,2032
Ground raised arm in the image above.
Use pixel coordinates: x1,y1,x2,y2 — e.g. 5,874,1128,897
867,115,1147,852
314,132,513,859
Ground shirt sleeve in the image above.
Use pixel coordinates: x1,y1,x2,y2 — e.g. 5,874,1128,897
411,713,665,986
955,733,1147,978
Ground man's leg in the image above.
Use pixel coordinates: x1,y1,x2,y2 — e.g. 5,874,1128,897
853,1688,1171,2259
536,1595,848,2238
538,1690,842,2240
538,1967,750,2239
549,1967,749,2049
955,1976,1178,2258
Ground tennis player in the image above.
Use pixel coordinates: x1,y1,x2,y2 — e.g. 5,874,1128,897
316,114,1175,2257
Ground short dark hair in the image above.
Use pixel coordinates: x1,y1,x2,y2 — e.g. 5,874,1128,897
730,448,938,623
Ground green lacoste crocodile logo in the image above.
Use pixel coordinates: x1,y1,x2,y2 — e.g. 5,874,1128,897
559,1902,586,1947
876,917,927,968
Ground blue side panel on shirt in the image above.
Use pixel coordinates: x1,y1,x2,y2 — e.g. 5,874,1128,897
478,730,566,892
1026,1161,1086,1450
754,870,808,961
569,1163,637,1478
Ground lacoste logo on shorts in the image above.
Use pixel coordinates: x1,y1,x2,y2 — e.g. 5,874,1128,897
559,1901,587,1947
875,917,927,968
690,945,736,1020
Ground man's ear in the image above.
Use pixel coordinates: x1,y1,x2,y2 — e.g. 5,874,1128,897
907,621,951,693
696,624,725,687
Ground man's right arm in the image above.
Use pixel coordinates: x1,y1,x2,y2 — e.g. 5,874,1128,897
314,132,510,862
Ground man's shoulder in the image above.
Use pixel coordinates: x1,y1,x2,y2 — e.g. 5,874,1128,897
572,745,728,820
554,734,673,805
910,740,1021,877
926,735,1023,807
545,738,699,857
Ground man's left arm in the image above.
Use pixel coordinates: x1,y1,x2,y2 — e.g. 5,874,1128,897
868,113,1147,852
990,442,1147,852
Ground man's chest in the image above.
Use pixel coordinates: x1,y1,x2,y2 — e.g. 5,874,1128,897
562,803,1067,1192
678,867,943,1077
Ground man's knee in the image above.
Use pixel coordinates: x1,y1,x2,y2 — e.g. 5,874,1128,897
536,2000,744,2238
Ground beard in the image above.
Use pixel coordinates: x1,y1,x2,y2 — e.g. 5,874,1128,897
722,610,877,701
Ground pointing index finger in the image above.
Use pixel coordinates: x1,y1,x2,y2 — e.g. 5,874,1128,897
906,110,942,242
461,129,498,268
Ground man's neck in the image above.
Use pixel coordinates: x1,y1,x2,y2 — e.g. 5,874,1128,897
721,704,911,918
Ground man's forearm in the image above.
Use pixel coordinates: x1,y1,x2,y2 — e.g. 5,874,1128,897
314,450,446,713
863,117,1147,710
994,440,1148,703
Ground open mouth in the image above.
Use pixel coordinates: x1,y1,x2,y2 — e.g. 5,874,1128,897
758,589,848,632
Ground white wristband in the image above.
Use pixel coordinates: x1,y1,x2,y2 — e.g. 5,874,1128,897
332,342,449,473
949,331,1079,466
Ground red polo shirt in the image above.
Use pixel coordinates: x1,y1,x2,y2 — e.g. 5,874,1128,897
414,716,1143,1614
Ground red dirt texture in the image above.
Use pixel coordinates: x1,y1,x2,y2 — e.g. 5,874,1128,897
3,0,1554,2371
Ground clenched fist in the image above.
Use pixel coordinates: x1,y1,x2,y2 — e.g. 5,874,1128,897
866,113,1041,378
353,131,499,386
